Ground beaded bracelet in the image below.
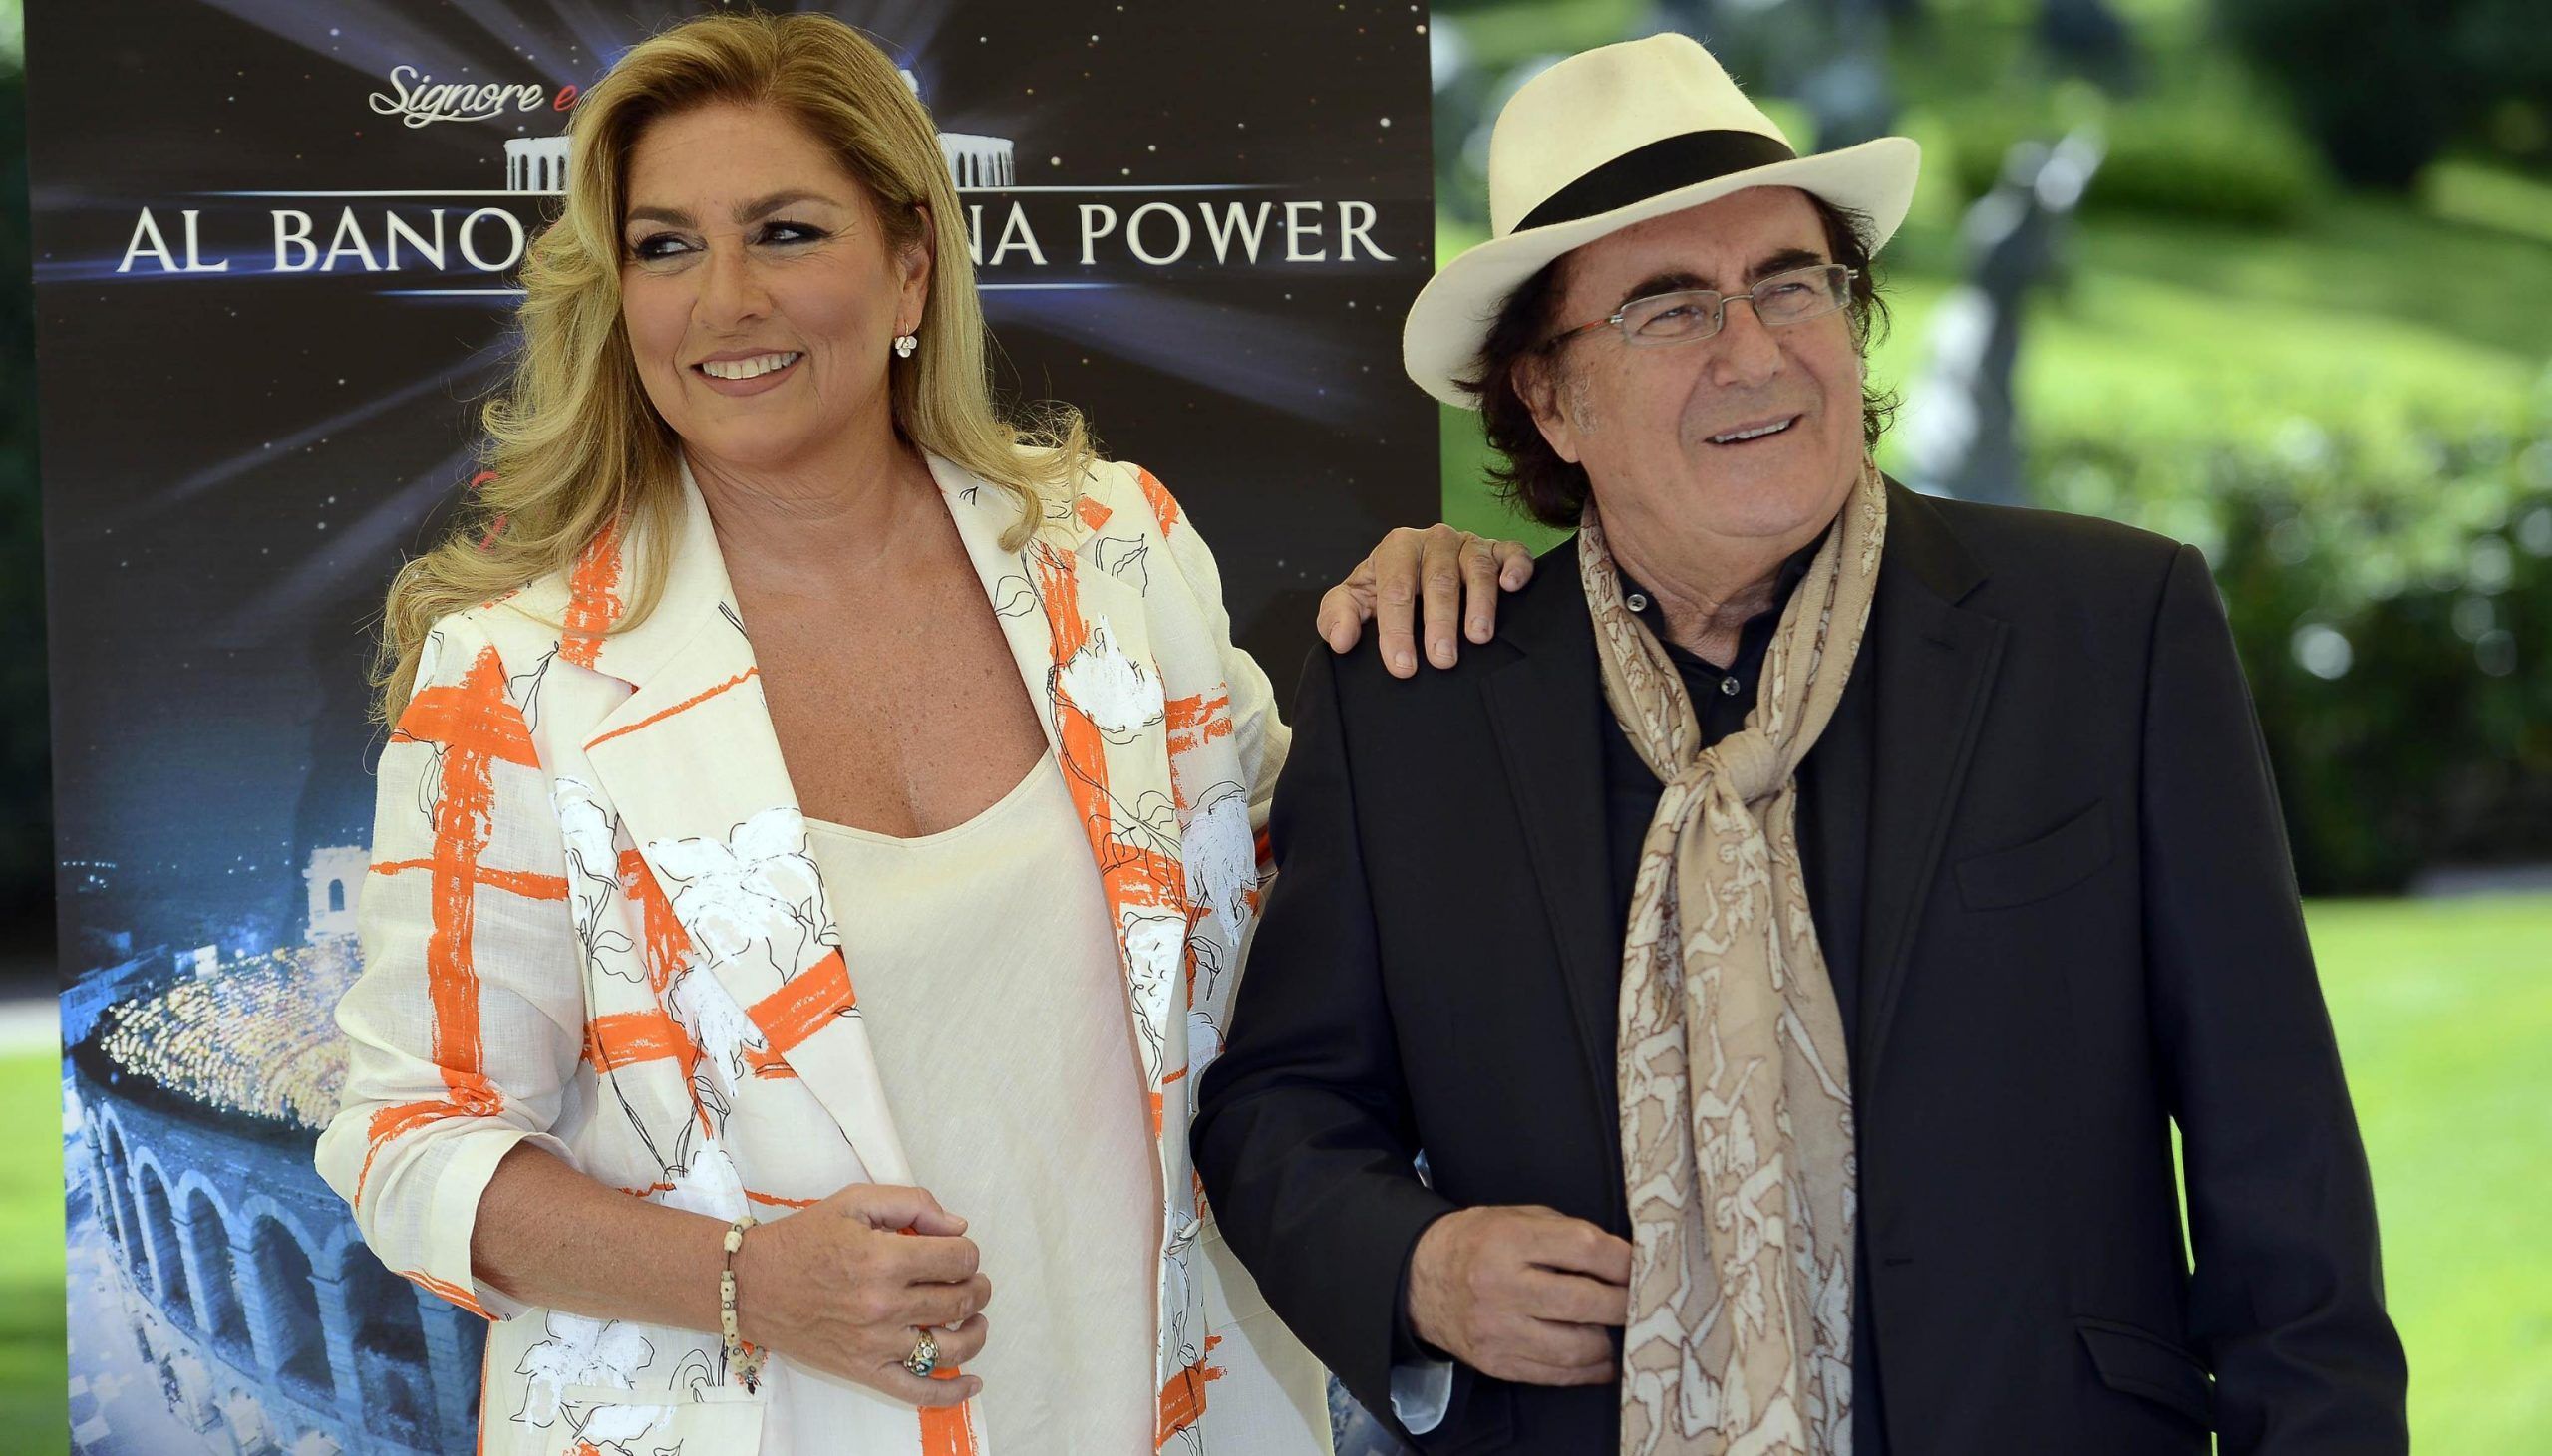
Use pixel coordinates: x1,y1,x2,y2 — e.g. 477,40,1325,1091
719,1214,767,1393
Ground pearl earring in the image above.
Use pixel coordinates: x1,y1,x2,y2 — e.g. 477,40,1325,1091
893,332,918,359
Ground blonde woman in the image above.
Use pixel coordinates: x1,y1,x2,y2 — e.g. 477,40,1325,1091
313,12,1524,1456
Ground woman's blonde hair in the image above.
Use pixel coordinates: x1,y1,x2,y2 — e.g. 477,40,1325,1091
374,9,1090,723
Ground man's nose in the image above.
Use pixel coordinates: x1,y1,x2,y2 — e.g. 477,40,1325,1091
1704,296,1784,388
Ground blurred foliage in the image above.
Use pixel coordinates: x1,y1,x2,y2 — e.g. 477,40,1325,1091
2214,0,2552,188
1932,84,2327,225
2038,397,2552,892
1881,0,2333,225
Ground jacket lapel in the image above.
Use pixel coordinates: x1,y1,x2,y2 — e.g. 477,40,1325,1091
577,458,919,1186
1477,545,1628,1196
1853,480,2005,1103
929,456,1191,1137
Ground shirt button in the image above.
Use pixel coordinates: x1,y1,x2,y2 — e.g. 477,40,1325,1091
1720,675,1742,697
1626,592,1649,612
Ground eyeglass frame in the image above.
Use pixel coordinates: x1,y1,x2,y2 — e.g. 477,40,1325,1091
1534,262,1861,355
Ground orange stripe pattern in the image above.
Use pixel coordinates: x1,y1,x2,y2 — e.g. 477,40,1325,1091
1155,1337,1225,1448
560,516,625,668
368,859,567,904
356,647,536,1218
919,1390,980,1456
403,1270,491,1319
743,949,856,1077
1135,464,1182,538
1165,690,1234,759
584,667,759,750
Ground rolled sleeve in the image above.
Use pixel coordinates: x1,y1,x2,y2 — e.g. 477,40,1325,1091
314,613,586,1321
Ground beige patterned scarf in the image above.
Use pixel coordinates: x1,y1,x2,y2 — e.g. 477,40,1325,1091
1583,457,1886,1456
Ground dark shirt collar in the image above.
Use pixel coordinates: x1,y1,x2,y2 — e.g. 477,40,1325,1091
1615,515,1835,671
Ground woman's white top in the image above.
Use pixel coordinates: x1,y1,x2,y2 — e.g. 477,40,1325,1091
768,749,1161,1455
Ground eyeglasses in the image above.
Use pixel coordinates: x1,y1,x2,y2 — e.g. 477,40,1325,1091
1538,263,1858,353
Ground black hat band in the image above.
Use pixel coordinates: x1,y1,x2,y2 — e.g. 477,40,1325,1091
1514,129,1800,233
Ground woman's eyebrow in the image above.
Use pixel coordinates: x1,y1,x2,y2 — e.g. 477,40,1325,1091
625,189,845,228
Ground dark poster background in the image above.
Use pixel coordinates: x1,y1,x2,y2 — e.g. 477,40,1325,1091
32,3,1435,1450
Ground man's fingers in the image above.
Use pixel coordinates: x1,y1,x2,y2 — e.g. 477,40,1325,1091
1475,1313,1615,1378
1324,529,1532,667
1521,1216,1635,1286
1498,1352,1619,1387
1371,534,1423,678
1417,526,1468,668
1316,583,1365,655
1458,534,1504,644
1520,1268,1631,1327
1494,539,1537,591
1520,1316,1615,1370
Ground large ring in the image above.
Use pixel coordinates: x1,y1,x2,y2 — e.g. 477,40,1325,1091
902,1329,940,1379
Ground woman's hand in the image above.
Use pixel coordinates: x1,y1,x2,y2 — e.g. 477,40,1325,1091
732,1183,993,1408
1318,524,1536,678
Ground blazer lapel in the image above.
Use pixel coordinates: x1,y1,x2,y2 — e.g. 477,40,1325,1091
1853,480,2005,1103
929,456,1192,1135
1477,547,1628,1195
578,459,920,1186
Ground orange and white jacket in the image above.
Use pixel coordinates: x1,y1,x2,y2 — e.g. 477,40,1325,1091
315,452,1315,1455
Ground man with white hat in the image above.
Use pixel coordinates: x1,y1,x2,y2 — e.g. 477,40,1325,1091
1195,32,2405,1456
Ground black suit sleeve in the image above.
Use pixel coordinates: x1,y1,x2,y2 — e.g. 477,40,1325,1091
2138,543,2409,1453
1192,647,1461,1433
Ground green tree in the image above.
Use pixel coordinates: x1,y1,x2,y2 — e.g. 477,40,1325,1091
2216,0,2552,187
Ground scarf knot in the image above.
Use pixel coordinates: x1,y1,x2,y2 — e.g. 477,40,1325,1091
1679,729,1787,808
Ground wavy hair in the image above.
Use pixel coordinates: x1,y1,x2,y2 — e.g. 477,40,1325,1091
374,9,1090,723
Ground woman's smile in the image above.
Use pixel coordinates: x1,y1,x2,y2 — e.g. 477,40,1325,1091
692,349,805,397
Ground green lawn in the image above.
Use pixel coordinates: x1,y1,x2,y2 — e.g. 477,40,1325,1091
10,895,2548,1452
0,1045,62,1448
2310,897,2552,1452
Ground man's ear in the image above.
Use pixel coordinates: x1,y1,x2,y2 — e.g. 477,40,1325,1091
1513,352,1583,465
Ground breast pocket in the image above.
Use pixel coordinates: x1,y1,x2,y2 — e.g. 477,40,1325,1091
1953,798,2113,912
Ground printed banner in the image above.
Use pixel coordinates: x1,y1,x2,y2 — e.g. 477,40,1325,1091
30,3,1435,1450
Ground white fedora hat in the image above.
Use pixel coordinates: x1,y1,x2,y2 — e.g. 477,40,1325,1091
1405,32,1921,409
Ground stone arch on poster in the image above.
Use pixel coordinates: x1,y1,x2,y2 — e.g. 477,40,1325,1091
172,1171,253,1363
133,1153,191,1328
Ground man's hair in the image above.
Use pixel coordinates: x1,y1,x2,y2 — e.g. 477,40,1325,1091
1456,190,1898,532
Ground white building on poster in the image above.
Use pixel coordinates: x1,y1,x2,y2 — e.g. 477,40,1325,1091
502,135,570,193
500,71,1013,194
303,845,368,943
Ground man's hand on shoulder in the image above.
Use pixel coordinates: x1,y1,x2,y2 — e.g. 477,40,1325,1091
1318,524,1535,677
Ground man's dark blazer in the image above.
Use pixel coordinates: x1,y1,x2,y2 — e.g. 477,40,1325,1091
1192,480,2406,1455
